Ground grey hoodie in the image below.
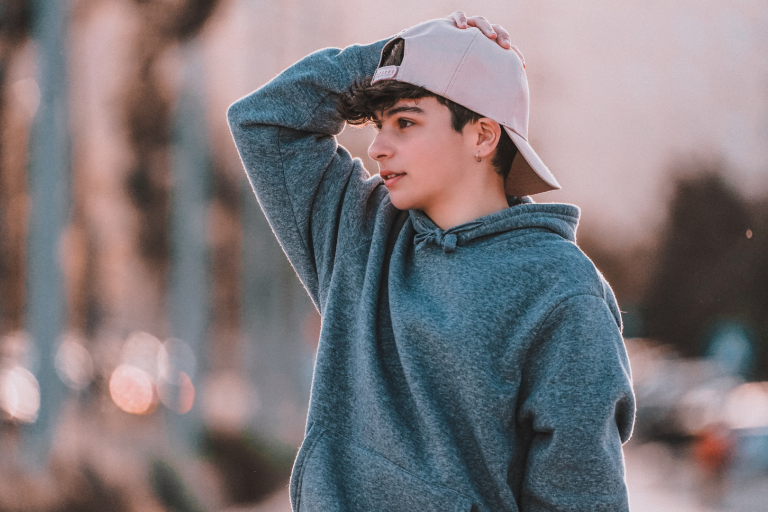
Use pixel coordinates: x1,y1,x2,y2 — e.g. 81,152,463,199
228,35,635,512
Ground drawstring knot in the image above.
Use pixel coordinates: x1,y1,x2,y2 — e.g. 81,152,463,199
414,230,458,253
413,221,483,254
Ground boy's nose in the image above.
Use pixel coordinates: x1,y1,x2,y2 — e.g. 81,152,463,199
367,134,392,162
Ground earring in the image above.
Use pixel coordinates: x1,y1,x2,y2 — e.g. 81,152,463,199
475,151,482,163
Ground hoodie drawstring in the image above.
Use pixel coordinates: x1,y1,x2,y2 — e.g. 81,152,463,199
414,221,483,253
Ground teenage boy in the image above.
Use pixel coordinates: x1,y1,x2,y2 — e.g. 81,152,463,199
228,11,635,512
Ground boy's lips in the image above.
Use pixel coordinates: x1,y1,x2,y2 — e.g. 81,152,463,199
381,170,406,187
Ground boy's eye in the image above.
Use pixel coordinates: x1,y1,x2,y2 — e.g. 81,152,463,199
397,119,414,129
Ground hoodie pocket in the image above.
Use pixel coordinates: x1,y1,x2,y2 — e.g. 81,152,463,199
291,424,474,512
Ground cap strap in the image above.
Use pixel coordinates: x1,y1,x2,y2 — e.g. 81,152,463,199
371,65,399,84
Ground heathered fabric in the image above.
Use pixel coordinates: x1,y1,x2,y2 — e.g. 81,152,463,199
228,36,635,512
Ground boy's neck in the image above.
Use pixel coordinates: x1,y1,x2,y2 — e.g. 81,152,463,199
423,178,509,230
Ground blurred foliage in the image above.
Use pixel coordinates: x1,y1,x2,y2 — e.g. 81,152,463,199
123,0,221,275
201,429,296,505
643,168,768,379
209,164,242,337
131,0,220,42
150,459,207,512
0,0,31,46
578,235,655,308
0,0,32,334
53,465,131,512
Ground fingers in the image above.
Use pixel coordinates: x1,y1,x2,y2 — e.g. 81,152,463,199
466,16,496,39
447,12,512,50
509,45,526,68
447,11,468,28
492,24,511,49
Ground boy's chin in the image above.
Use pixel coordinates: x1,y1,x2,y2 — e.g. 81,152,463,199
387,193,417,211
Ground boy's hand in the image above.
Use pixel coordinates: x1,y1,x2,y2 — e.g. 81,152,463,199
446,11,511,49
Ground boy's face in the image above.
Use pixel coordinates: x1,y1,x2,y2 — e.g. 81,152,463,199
368,97,478,212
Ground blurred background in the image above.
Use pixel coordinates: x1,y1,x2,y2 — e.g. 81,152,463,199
0,0,767,510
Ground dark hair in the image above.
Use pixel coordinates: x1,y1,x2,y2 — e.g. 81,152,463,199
336,39,517,181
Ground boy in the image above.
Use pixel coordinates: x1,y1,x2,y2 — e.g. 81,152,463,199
228,11,635,512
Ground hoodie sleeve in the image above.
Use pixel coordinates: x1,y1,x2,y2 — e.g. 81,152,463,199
227,38,390,308
517,294,635,512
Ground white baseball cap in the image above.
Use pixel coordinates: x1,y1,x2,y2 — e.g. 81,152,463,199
371,18,560,196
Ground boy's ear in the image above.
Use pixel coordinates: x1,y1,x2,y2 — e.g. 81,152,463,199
473,118,502,157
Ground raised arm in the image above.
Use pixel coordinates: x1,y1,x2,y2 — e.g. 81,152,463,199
517,294,635,512
227,38,390,308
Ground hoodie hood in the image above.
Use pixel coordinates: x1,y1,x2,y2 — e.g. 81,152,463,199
409,201,580,253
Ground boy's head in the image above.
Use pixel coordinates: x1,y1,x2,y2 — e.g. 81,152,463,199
338,40,519,183
337,19,559,213
338,39,517,212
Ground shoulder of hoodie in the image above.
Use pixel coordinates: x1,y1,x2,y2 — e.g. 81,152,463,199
497,229,605,288
483,224,623,329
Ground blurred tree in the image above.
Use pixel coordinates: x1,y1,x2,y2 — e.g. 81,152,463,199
643,168,767,378
150,459,207,512
122,0,220,334
209,162,241,365
747,200,768,379
0,0,32,334
201,430,295,505
116,0,224,466
577,235,656,339
55,465,131,512
22,0,71,469
166,40,211,453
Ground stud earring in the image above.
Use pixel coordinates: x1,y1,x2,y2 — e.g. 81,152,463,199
475,151,482,163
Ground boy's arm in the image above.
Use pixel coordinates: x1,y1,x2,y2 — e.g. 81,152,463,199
517,295,635,512
227,38,390,308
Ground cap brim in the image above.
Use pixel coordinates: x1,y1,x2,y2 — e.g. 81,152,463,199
503,127,561,196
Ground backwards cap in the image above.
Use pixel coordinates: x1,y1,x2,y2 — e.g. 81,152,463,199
371,19,560,196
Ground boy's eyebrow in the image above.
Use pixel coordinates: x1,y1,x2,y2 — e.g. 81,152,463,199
378,104,425,121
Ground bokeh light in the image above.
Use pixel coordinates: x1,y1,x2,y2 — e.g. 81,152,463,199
156,338,196,414
122,331,162,378
157,338,196,382
725,382,768,430
54,334,94,390
108,364,157,415
0,365,40,423
158,371,195,414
